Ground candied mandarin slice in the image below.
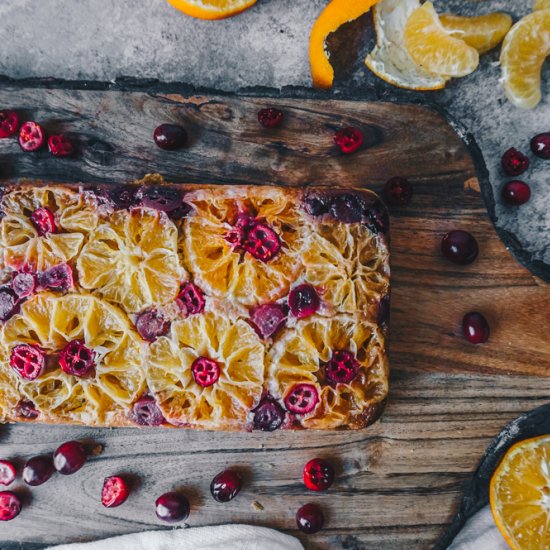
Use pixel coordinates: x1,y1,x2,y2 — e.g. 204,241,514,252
183,187,305,307
268,316,388,429
77,208,184,314
147,312,264,429
166,0,256,20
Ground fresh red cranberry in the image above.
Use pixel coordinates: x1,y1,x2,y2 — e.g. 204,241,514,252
329,193,365,223
226,215,281,262
191,357,220,387
324,350,359,384
37,263,74,291
0,461,16,486
288,284,320,319
250,303,287,339
11,271,36,298
153,124,188,150
22,455,55,486
59,340,96,377
0,491,21,521
155,492,190,522
296,503,324,534
531,132,550,159
501,147,529,176
135,309,171,342
48,134,74,158
102,476,129,508
462,311,490,344
0,287,18,321
384,177,413,206
257,108,284,129
131,395,165,426
334,127,363,154
137,186,183,212
501,180,531,205
176,282,205,315
303,458,335,491
109,186,138,210
210,470,241,503
252,396,286,431
0,110,19,138
53,441,87,475
18,121,45,152
284,384,319,415
304,195,330,217
15,399,39,420
10,344,45,380
441,230,479,265
31,207,57,236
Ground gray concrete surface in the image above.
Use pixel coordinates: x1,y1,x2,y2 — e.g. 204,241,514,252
0,0,548,267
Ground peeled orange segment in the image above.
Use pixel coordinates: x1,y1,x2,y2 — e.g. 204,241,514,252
77,208,184,314
365,0,449,91
166,0,256,20
490,435,550,550
500,10,550,109
310,0,380,89
268,316,388,430
404,2,479,77
147,312,264,429
534,0,550,11
1,294,145,424
183,187,305,308
440,12,513,54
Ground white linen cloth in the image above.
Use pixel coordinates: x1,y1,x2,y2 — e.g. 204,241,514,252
448,505,509,549
46,524,305,550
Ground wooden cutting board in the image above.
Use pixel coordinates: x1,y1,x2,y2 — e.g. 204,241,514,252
0,82,549,550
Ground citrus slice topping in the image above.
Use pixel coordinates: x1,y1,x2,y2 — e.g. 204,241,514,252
490,435,550,550
500,10,550,109
310,0,380,89
534,0,550,11
404,1,479,77
166,0,256,20
77,208,184,314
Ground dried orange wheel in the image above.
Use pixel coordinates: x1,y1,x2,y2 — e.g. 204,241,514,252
490,435,550,550
0,346,20,422
166,0,256,20
534,0,550,11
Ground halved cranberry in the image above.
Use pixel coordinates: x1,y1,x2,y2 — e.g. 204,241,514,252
0,491,21,521
0,287,17,321
0,110,19,138
53,441,87,475
324,350,359,384
441,230,478,265
252,396,286,431
531,132,550,159
153,124,188,150
284,384,319,415
102,476,129,508
462,311,490,344
11,271,36,298
176,282,205,316
384,177,413,206
258,108,284,129
10,344,45,380
135,309,171,342
288,284,320,319
191,357,220,387
19,121,45,152
138,186,183,212
304,195,330,217
329,193,364,223
155,492,190,522
303,458,335,491
243,222,281,262
363,196,390,234
250,303,287,339
31,207,57,236
22,455,55,486
334,127,363,155
0,461,16,486
37,263,74,291
48,134,74,158
109,186,138,210
501,180,531,205
131,395,165,426
210,470,241,503
59,340,96,377
501,147,529,176
296,503,324,534
15,399,39,420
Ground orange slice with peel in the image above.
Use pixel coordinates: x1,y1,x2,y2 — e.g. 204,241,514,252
310,0,380,89
166,0,256,20
490,435,550,550
534,0,550,11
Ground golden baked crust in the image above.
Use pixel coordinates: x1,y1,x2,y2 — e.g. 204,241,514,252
0,178,390,431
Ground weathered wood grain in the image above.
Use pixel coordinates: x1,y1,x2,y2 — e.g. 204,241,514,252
0,85,549,549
